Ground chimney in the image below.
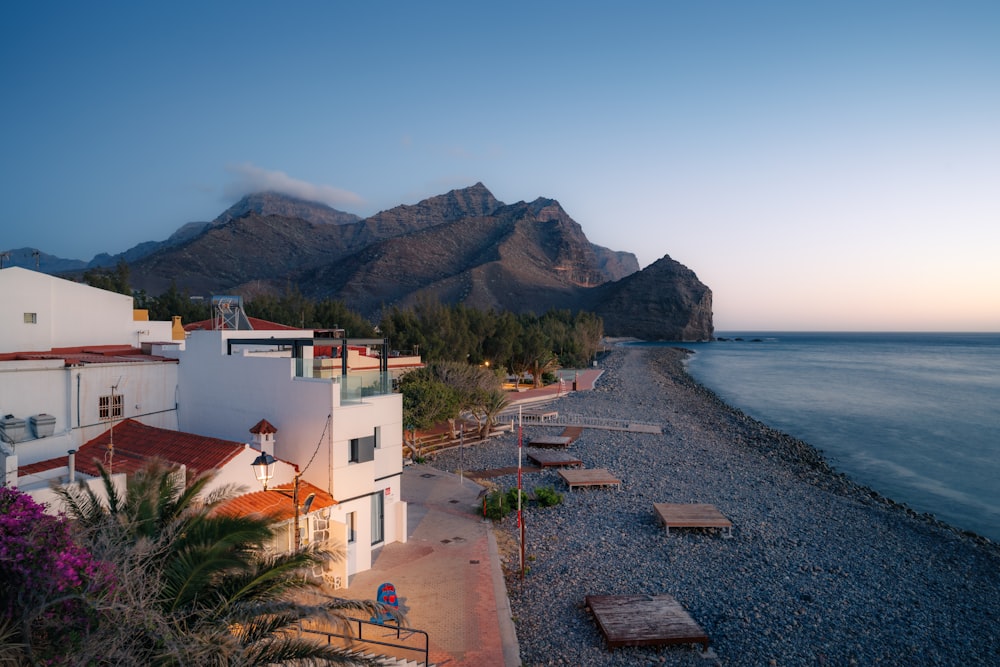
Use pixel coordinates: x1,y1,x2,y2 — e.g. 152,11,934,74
249,418,278,455
68,449,76,483
171,316,185,341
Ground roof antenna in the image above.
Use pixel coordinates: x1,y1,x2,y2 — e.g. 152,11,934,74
106,377,124,472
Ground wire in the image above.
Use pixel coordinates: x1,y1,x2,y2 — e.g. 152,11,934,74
299,413,331,477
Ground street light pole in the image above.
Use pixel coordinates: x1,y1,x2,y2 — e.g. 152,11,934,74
292,473,300,551
252,452,303,551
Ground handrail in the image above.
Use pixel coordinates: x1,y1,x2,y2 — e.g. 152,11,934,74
499,410,662,433
301,616,430,666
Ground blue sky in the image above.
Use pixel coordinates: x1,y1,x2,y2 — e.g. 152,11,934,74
2,1,998,331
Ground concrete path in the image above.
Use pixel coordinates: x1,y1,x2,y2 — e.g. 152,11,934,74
337,465,520,667
333,370,604,666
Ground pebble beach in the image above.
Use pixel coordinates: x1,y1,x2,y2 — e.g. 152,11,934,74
430,346,1000,667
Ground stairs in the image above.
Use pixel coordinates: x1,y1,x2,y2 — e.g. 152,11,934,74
351,650,430,666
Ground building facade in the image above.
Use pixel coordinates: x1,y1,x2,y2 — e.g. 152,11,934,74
1,268,410,587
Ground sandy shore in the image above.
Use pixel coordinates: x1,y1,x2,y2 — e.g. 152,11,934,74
431,346,1000,666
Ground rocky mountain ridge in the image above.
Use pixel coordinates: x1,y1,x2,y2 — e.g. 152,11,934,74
6,184,713,340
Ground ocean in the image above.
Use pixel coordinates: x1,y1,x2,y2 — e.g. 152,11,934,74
642,332,1000,543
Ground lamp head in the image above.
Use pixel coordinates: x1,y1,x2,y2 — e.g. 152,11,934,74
251,452,276,490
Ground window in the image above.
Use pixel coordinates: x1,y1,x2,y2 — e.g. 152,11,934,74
346,512,356,544
23,313,37,324
99,394,123,421
371,492,384,545
348,433,376,463
374,425,381,449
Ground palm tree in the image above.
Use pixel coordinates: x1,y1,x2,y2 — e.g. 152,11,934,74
471,389,511,440
55,459,392,666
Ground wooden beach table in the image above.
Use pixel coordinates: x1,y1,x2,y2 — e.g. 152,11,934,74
653,503,733,538
585,594,710,652
526,450,582,468
558,468,621,490
527,435,573,448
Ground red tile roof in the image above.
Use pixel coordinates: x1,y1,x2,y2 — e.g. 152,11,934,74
249,418,278,435
19,419,245,478
214,480,336,522
0,346,178,366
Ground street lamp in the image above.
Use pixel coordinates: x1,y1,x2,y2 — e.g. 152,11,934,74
250,452,305,551
251,452,276,490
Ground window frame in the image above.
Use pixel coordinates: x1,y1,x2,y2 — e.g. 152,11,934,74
99,394,124,421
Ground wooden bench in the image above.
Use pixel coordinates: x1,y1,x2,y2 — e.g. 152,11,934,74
527,435,573,448
585,594,709,652
558,468,621,490
653,503,733,538
527,450,583,468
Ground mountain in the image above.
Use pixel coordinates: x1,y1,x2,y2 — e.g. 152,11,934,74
14,184,712,340
590,254,714,340
212,192,362,227
0,248,87,274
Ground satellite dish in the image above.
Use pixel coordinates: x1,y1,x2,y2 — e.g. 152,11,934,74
301,493,316,514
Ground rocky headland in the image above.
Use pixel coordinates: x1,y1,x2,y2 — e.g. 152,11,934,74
431,346,1000,666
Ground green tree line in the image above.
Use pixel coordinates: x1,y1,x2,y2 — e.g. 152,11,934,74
82,265,603,373
81,266,603,435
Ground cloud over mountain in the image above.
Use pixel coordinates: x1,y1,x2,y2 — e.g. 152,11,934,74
224,163,364,210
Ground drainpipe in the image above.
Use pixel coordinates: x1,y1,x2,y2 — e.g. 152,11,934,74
67,449,76,483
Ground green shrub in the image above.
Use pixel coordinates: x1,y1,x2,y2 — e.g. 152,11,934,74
483,488,530,521
505,488,529,509
533,485,563,507
482,491,509,520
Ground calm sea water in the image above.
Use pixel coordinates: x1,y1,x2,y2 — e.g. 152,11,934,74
639,333,1000,542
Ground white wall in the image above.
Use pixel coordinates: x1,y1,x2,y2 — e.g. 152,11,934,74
172,329,407,582
174,331,338,489
0,267,137,353
24,469,128,516
0,358,179,465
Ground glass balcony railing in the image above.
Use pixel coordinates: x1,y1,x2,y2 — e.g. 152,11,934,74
293,359,394,403
337,371,394,403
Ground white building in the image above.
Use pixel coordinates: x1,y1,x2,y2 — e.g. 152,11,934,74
1,268,411,587
0,267,183,467
167,327,408,580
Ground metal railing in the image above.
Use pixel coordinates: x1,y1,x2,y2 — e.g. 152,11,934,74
301,616,430,666
500,410,662,433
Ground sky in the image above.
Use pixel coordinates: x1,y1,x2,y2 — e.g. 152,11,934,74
2,1,998,332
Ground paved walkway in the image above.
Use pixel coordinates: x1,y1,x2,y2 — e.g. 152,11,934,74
337,465,519,666
334,370,603,666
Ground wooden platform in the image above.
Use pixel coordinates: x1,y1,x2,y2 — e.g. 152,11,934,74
527,450,583,468
560,426,583,443
528,435,573,448
653,503,733,538
558,468,621,490
585,594,709,652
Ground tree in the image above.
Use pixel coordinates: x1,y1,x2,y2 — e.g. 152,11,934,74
469,389,511,439
144,281,211,323
399,369,462,434
53,460,390,666
81,259,132,297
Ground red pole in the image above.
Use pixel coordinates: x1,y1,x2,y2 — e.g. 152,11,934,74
518,407,524,579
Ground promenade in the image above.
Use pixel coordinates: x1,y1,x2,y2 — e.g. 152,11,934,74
333,368,603,666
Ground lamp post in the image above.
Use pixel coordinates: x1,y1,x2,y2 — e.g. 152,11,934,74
251,452,303,551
